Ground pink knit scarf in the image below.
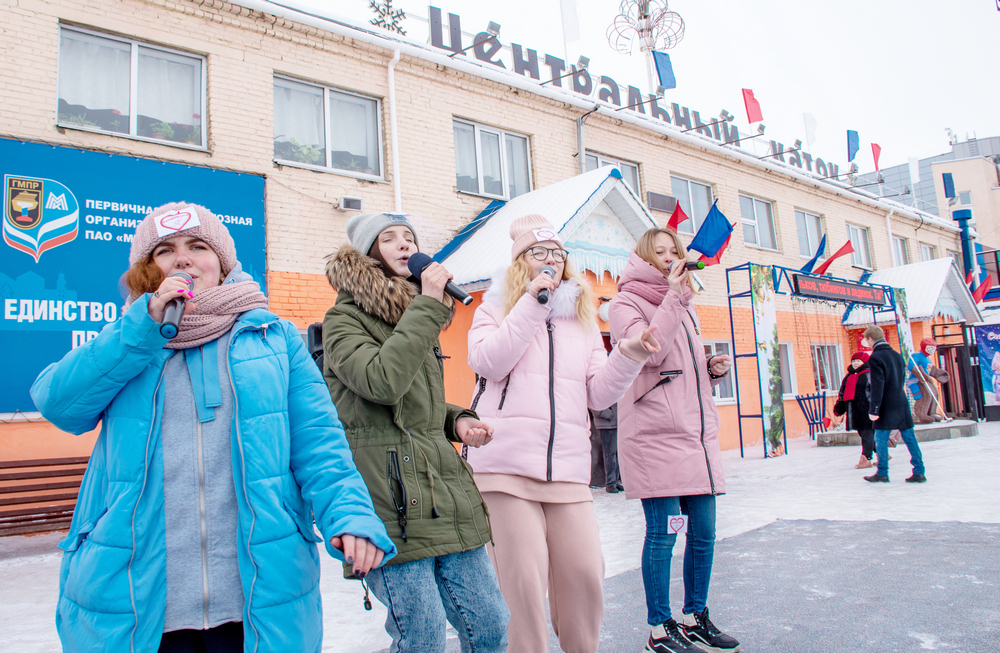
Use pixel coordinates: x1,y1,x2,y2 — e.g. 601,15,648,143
165,281,269,349
619,278,671,306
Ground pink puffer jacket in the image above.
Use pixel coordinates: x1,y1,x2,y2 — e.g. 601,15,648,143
467,277,643,484
609,253,727,499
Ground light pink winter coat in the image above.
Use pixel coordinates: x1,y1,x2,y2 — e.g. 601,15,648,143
609,253,727,499
467,276,644,485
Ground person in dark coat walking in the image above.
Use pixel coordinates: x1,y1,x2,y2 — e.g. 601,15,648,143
861,326,926,483
592,403,623,492
833,351,876,469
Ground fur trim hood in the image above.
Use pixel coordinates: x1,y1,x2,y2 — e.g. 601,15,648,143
482,267,583,320
325,245,453,325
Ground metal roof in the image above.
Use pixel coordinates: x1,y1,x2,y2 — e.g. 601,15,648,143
436,167,658,290
844,258,982,326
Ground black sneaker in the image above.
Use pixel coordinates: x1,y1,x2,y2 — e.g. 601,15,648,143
905,474,927,483
680,608,741,652
644,619,702,653
864,474,890,483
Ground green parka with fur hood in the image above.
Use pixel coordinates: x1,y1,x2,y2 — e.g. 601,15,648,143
323,246,492,568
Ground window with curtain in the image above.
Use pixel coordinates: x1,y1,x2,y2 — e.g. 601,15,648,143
811,344,841,393
892,236,909,266
739,194,777,250
795,210,824,258
847,224,873,269
670,176,713,235
273,77,382,178
585,153,640,195
452,119,532,200
58,27,205,147
703,341,734,400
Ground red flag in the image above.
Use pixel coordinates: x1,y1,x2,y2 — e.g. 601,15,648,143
742,89,763,123
697,228,733,266
966,270,974,285
973,276,994,303
667,203,689,231
872,143,882,171
813,240,855,275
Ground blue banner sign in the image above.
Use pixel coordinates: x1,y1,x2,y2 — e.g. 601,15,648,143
975,324,1000,407
1,138,265,414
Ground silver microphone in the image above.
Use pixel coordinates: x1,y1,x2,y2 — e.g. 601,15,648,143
537,265,556,305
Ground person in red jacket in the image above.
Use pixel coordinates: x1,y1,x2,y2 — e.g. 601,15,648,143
832,351,876,469
609,227,740,653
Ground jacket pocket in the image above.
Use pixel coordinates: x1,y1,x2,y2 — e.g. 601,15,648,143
282,498,323,543
387,449,409,542
58,506,108,552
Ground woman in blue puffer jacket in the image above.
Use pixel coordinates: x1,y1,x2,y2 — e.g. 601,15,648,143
31,202,395,653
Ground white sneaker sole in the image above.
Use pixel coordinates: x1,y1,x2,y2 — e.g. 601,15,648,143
689,640,740,653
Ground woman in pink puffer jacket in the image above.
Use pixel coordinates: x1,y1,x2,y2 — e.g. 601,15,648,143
609,227,741,653
467,214,659,653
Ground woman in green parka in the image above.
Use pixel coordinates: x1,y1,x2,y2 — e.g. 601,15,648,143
323,213,510,653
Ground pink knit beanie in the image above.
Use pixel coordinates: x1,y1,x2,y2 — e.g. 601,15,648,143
129,202,238,274
509,214,563,261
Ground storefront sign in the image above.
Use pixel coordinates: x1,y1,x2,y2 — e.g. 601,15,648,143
428,6,840,177
793,274,885,305
0,138,266,414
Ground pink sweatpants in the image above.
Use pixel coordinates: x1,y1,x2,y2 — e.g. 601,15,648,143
482,492,605,653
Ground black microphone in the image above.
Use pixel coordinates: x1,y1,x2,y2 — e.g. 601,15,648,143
684,260,706,270
406,252,473,305
159,271,193,339
537,265,556,305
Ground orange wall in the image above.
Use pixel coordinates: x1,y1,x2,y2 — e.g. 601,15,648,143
0,422,99,464
267,270,338,329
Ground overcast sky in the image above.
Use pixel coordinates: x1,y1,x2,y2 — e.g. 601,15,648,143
287,0,1000,173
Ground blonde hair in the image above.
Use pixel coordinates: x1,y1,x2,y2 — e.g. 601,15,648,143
863,325,885,341
635,227,697,291
503,257,595,325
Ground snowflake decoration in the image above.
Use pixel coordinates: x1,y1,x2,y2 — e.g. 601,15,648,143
369,0,407,35
607,0,684,54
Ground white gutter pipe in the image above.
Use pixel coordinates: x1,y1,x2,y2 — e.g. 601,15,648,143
237,0,959,233
388,49,402,212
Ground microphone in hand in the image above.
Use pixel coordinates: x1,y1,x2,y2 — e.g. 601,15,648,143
406,252,473,305
537,265,556,305
160,271,193,339
684,260,705,270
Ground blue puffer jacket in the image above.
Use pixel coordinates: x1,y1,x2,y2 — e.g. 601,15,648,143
31,295,396,653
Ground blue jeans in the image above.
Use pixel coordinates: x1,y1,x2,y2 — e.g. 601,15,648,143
641,494,716,625
366,546,510,653
875,428,925,478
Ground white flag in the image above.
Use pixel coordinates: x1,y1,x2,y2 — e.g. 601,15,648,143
908,157,921,184
560,0,580,43
803,113,818,149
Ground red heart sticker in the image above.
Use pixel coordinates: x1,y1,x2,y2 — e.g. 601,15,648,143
533,228,557,241
157,209,196,235
668,516,686,534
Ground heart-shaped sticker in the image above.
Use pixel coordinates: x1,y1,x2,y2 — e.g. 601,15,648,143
155,208,200,237
668,516,687,534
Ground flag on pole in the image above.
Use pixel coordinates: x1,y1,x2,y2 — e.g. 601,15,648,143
973,276,994,303
688,201,733,260
698,230,733,266
847,130,860,162
800,234,827,274
966,269,975,286
908,157,921,184
872,143,882,171
813,240,855,276
667,202,689,231
942,172,956,199
803,113,818,149
652,51,677,90
742,89,763,123
559,0,580,43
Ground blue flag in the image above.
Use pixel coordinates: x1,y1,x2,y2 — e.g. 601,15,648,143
688,201,733,259
942,172,956,199
800,234,827,273
652,51,677,90
847,130,859,162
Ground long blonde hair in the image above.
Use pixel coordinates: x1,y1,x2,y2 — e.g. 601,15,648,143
502,257,595,325
635,227,698,291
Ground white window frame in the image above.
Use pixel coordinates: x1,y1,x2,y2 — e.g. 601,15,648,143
795,209,824,259
273,75,385,181
586,152,640,194
56,25,207,150
452,118,532,200
671,175,714,235
847,224,873,269
778,342,798,399
891,236,909,266
703,341,735,403
811,343,842,394
919,243,936,262
739,194,778,251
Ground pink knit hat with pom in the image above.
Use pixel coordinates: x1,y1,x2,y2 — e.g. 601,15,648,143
509,214,563,262
129,202,238,274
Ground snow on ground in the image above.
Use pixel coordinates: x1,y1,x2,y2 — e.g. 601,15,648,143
2,425,998,652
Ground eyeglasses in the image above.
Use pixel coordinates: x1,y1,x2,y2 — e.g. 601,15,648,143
524,246,568,262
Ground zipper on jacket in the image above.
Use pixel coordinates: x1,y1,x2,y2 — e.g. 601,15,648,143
128,366,166,653
387,451,408,541
470,375,487,411
545,321,556,482
497,376,511,411
196,419,210,629
681,321,716,495
433,346,450,375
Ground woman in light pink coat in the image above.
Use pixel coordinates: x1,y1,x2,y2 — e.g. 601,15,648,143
467,214,659,653
609,228,741,653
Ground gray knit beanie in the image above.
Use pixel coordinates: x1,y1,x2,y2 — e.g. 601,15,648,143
346,212,419,256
